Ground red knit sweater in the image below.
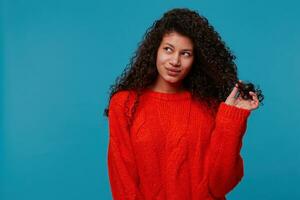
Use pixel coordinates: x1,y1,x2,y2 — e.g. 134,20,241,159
107,89,251,200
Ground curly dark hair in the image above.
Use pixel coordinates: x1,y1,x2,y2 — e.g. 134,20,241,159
103,8,264,126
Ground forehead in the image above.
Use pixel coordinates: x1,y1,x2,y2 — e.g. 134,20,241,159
161,32,193,49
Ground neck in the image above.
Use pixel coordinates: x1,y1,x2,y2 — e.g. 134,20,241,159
148,77,185,93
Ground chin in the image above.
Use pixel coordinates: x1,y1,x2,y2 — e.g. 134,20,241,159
163,75,181,84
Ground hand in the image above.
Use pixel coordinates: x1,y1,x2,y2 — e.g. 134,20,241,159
225,80,259,111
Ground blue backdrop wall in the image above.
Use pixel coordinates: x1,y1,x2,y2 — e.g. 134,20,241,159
1,0,299,199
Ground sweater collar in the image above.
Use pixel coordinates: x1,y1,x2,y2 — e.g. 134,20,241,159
142,88,191,101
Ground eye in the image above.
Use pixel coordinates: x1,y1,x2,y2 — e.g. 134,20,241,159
182,52,192,57
163,47,172,52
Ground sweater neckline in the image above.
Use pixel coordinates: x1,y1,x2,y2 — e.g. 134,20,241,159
142,88,191,101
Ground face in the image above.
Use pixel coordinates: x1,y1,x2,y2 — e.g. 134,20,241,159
155,31,194,90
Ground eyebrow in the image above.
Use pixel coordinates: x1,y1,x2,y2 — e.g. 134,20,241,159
164,43,193,52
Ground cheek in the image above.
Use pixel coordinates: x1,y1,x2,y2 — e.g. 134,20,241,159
182,60,193,71
156,53,168,65
181,67,192,77
156,54,169,72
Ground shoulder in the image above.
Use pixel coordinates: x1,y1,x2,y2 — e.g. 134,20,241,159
109,89,138,109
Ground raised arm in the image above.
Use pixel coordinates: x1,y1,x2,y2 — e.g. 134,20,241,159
204,102,251,198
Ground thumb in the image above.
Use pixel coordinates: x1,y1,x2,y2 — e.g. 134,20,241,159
228,83,239,99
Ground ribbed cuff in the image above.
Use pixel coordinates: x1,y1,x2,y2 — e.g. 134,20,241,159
216,102,251,123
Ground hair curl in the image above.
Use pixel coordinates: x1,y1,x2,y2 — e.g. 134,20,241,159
103,8,264,126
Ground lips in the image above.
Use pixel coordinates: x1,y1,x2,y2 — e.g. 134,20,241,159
166,68,181,76
166,68,181,73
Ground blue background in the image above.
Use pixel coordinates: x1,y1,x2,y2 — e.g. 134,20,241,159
1,0,299,199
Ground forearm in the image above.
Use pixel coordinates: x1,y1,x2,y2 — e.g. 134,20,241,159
205,102,250,198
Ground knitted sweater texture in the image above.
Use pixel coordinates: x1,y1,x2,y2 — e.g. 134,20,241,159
107,89,251,200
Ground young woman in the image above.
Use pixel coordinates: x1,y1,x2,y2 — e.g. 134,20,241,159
104,8,263,200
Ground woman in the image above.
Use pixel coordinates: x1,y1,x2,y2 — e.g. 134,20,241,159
104,8,263,200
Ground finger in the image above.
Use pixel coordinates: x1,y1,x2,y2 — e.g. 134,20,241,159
249,91,258,101
249,92,259,107
228,84,239,99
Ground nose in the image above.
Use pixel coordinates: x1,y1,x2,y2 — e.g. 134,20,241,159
170,53,181,66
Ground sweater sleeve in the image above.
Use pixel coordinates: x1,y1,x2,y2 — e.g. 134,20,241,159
107,95,143,200
204,102,251,198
